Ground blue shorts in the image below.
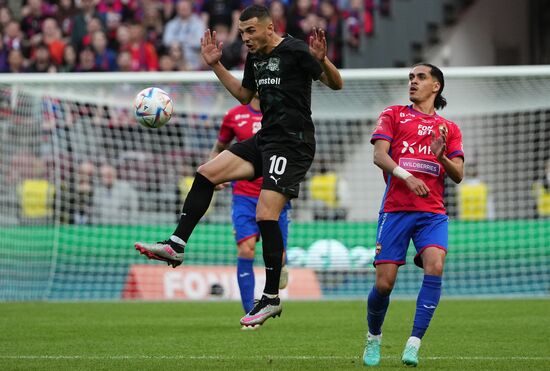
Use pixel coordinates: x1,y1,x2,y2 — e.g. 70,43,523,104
374,212,448,267
231,195,291,247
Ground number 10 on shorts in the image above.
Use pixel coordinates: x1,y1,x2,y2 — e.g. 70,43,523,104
269,155,287,175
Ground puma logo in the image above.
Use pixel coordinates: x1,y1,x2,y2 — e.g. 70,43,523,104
270,175,281,185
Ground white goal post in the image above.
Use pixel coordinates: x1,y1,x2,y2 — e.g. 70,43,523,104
0,66,549,300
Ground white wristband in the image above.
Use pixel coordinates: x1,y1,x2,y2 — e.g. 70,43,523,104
392,166,412,180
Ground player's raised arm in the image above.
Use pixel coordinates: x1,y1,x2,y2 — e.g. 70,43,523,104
309,28,343,90
201,29,255,104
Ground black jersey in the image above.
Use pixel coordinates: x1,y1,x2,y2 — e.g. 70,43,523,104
242,37,323,141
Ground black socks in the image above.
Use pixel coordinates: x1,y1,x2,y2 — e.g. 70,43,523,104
172,172,215,243
257,220,284,295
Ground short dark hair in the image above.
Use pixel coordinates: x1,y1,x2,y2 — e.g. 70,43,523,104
413,63,447,110
239,5,271,22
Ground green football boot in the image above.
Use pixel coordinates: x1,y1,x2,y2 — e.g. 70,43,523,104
362,333,381,366
402,337,421,367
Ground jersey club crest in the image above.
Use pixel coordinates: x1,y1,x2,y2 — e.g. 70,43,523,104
267,57,280,72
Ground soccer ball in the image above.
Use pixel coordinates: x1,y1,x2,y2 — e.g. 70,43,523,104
134,87,173,128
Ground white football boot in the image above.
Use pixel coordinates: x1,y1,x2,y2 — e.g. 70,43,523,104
240,296,282,327
135,239,184,268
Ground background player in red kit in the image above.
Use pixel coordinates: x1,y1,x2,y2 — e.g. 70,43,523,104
363,63,464,367
211,94,291,326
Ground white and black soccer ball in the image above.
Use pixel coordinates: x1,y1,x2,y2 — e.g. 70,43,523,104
134,87,173,128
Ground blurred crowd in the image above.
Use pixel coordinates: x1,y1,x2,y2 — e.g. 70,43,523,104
0,0,392,73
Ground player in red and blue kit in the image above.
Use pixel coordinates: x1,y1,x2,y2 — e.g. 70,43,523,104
363,64,464,367
211,95,291,324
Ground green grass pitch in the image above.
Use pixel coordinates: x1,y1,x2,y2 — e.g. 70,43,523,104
1,299,549,370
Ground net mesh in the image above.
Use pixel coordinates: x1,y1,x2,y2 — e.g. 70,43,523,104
0,68,549,301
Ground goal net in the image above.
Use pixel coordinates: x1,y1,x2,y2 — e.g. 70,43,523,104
0,67,549,301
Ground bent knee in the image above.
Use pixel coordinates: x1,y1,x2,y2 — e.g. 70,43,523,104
256,214,278,222
238,245,255,259
197,164,217,183
255,207,280,222
237,235,257,259
423,260,445,275
375,280,395,296
196,164,210,177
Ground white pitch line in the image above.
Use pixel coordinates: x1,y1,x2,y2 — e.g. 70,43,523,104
1,355,549,361
425,356,550,361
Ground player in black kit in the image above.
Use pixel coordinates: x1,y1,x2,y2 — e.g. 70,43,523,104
134,5,342,328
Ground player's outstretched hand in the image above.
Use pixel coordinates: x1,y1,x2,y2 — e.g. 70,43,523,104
309,27,327,62
201,29,223,67
430,126,447,160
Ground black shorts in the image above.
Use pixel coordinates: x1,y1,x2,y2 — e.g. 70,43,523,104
228,131,315,198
